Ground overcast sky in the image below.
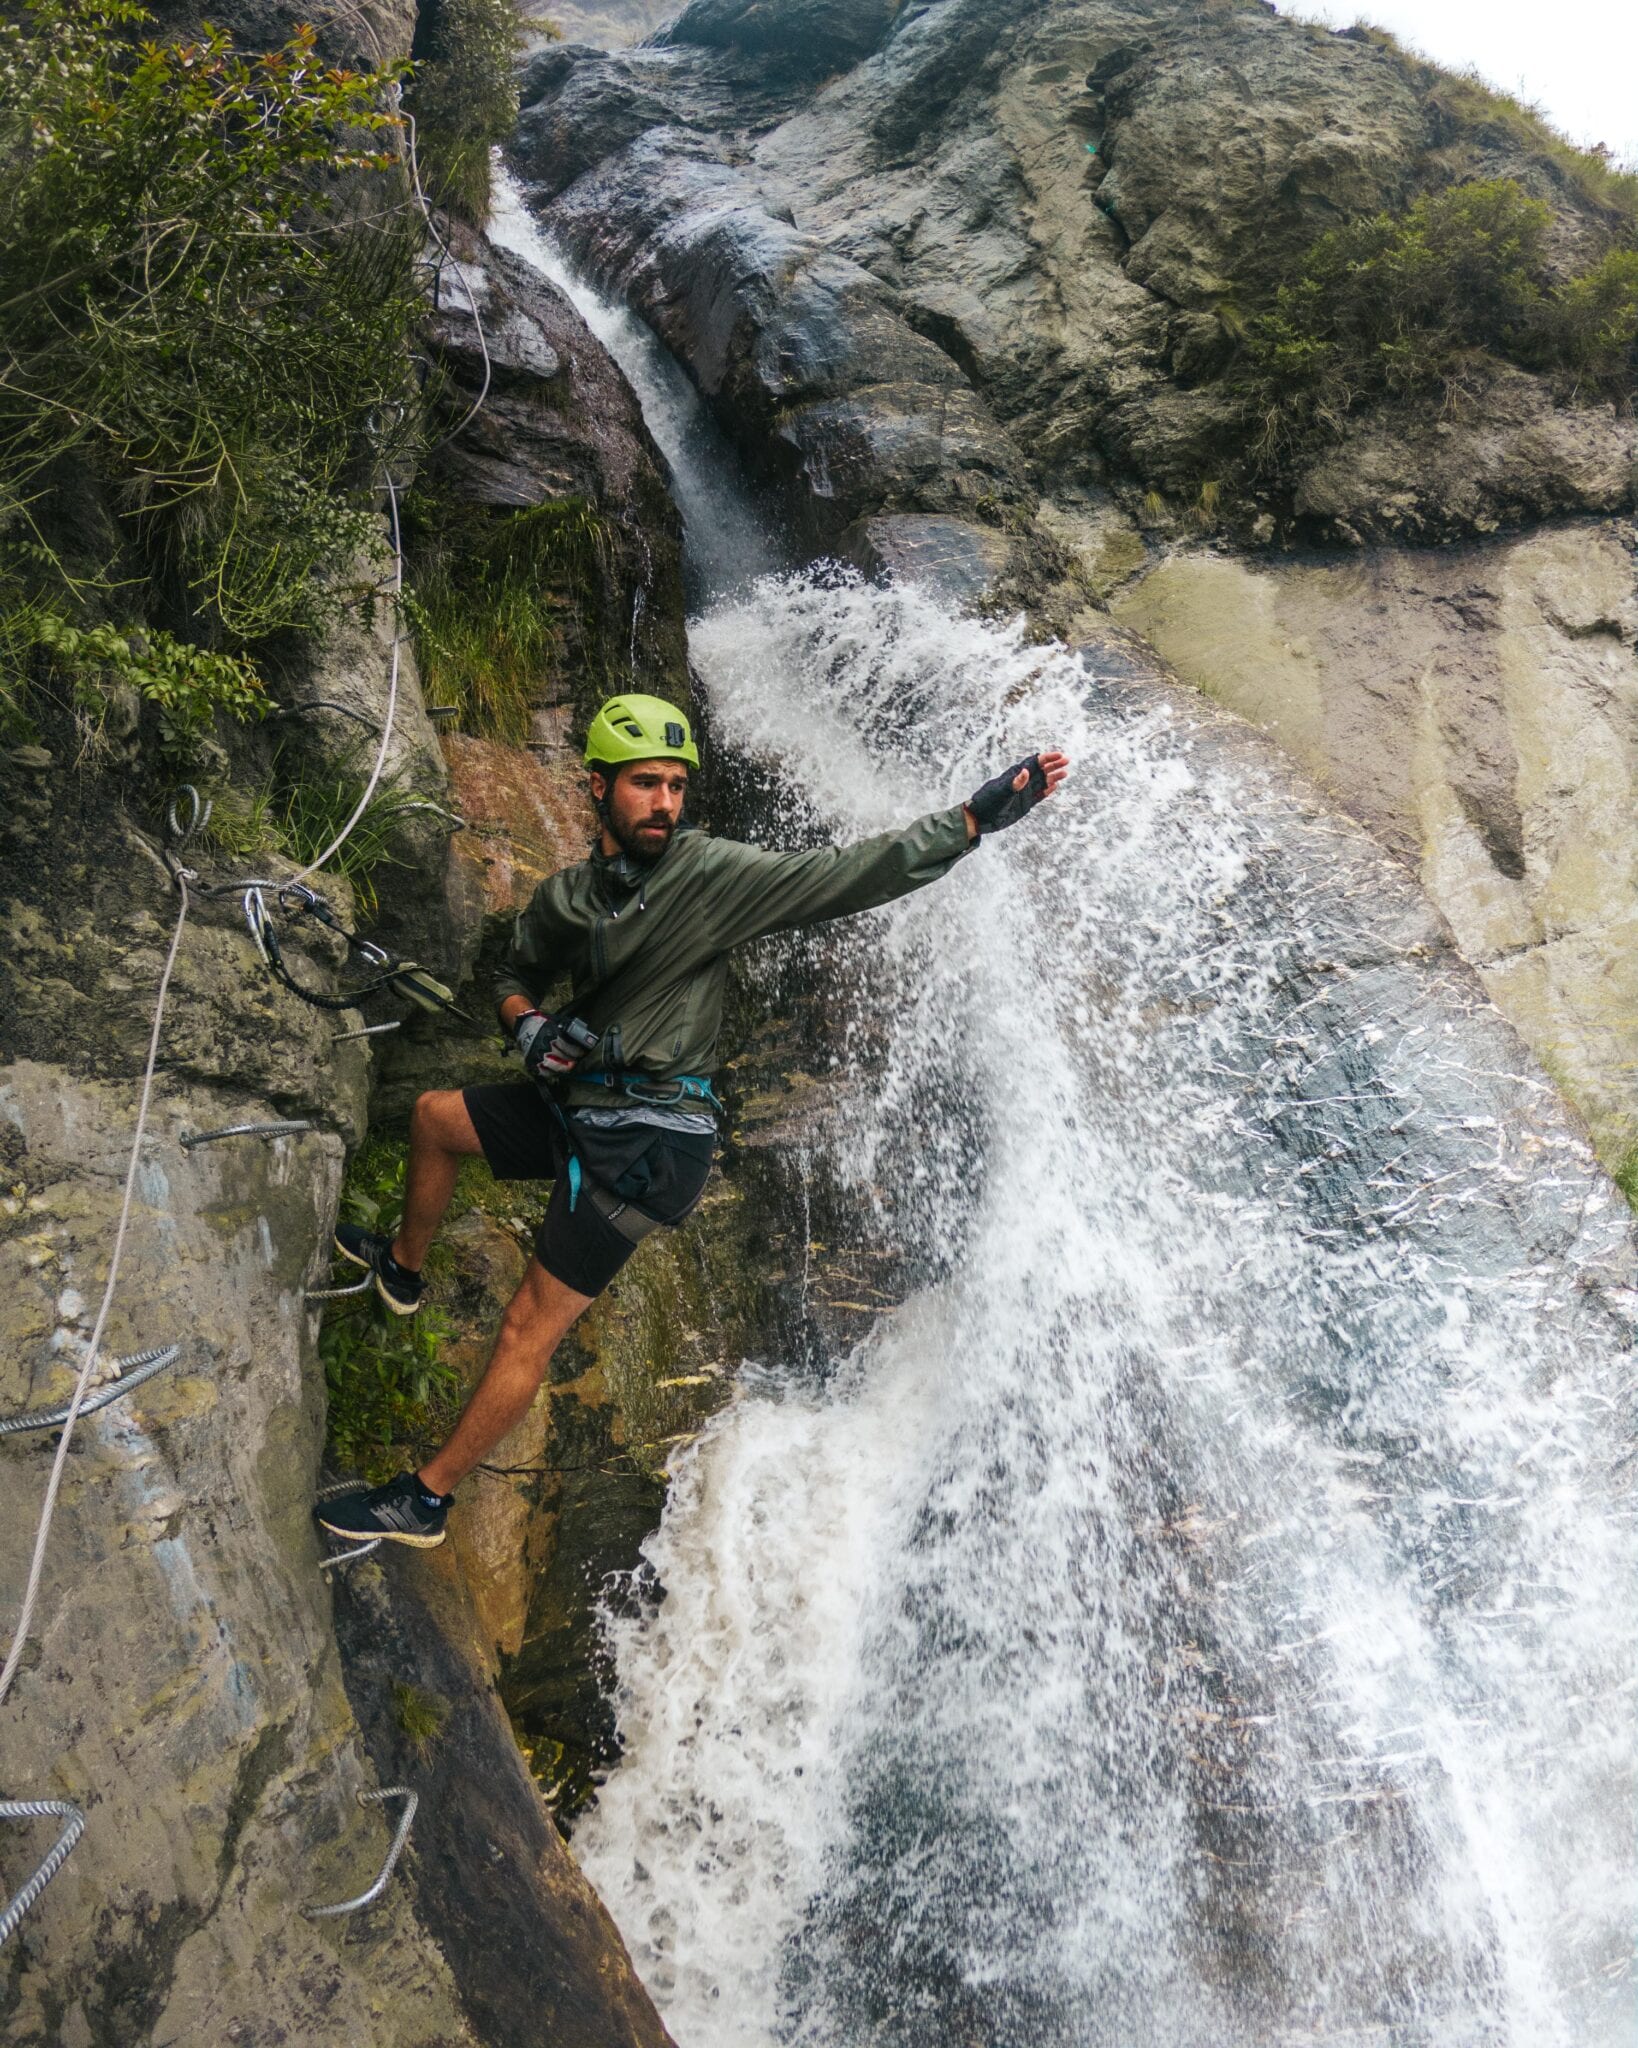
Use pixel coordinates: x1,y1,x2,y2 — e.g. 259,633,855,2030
1273,0,1638,167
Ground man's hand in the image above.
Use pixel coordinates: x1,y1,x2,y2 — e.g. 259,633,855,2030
963,750,1069,840
514,1009,596,1080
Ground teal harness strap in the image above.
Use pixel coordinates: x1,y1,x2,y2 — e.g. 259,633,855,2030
577,1069,724,1113
567,1153,583,1211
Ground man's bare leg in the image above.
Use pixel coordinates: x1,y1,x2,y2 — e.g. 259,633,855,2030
416,1258,594,1495
391,1088,483,1272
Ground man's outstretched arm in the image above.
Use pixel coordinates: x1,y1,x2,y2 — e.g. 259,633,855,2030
707,749,1070,948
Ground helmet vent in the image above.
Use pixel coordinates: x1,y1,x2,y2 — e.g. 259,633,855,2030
620,721,644,737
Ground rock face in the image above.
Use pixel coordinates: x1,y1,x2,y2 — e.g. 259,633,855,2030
0,209,687,2047
511,0,1638,1175
511,0,1636,558
420,214,690,731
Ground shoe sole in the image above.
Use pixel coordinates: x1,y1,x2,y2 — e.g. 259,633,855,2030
331,1233,424,1316
315,1514,446,1549
375,1273,424,1317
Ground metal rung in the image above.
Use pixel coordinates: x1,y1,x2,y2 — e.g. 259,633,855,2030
332,1021,402,1043
269,700,381,733
0,1800,85,1948
304,1274,373,1302
319,1538,383,1573
397,800,466,832
181,1120,315,1150
0,1346,181,1438
304,1787,417,1919
425,705,459,722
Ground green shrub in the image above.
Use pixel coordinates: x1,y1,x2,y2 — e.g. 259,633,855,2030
273,750,431,914
1544,247,1638,384
30,614,266,761
1252,180,1551,399
1248,178,1638,444
408,0,544,224
0,0,419,728
404,493,609,743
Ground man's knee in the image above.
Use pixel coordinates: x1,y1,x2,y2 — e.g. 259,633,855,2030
411,1088,480,1156
500,1258,594,1351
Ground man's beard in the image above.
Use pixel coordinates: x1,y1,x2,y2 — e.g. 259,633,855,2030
609,810,675,866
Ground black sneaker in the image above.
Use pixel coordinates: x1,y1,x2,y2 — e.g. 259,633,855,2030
315,1472,451,1548
334,1222,425,1316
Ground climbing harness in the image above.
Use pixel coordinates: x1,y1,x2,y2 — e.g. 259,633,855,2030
584,1181,664,1248
181,1120,315,1151
577,1069,726,1114
242,882,474,1025
304,1787,417,1919
0,1802,85,1949
0,1344,181,1438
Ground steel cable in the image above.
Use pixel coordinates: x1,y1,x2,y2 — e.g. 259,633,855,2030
0,1801,85,1948
0,1345,181,1438
180,1121,315,1150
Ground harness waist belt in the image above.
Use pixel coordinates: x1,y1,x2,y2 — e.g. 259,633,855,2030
576,1068,724,1111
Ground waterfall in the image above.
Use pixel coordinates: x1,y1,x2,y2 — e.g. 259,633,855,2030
491,168,1638,2048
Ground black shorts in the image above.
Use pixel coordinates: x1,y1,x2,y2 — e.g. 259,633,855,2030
462,1083,714,1299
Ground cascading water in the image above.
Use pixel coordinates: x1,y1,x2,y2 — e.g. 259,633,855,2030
492,168,1638,2048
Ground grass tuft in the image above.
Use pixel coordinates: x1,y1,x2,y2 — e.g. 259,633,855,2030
404,493,611,744
391,1680,453,1754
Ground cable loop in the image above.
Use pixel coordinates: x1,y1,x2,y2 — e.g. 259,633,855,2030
304,1274,373,1302
166,785,211,846
318,1538,382,1572
179,1121,315,1151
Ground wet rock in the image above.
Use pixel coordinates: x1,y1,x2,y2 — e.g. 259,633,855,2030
330,1542,676,2048
442,732,596,921
658,0,900,67
1292,370,1638,542
0,1064,470,2047
1113,519,1638,1171
516,0,1636,543
842,511,1019,602
419,214,691,722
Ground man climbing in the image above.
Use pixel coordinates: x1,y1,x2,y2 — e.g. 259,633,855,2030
317,694,1068,1547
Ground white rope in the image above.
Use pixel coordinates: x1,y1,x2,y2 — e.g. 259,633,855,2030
200,96,494,906
0,878,192,1703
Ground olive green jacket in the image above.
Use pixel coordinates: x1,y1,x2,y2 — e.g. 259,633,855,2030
496,808,974,1107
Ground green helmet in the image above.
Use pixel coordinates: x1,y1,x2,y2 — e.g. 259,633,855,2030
584,694,700,770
